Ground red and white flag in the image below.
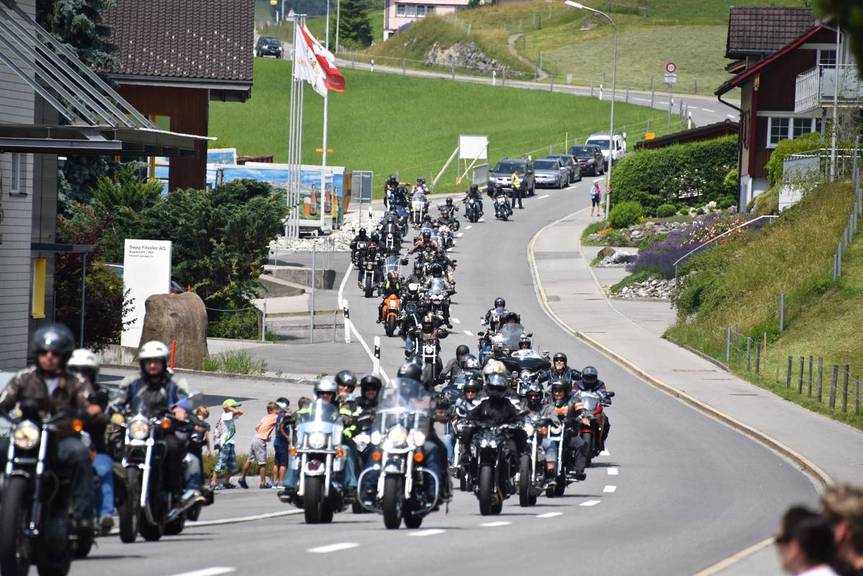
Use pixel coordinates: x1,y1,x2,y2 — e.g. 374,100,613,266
293,24,345,96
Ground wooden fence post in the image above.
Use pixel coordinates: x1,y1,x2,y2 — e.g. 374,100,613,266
817,358,824,403
798,356,804,393
830,365,838,409
843,365,850,412
856,377,861,416
808,356,813,397
786,356,793,389
755,340,761,374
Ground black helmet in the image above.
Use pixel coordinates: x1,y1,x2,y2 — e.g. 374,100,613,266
550,380,568,396
552,352,568,365
371,232,380,243
397,360,424,383
360,374,383,393
31,323,75,366
446,197,453,206
526,382,543,411
494,297,505,309
335,369,358,392
421,313,435,331
431,264,443,277
470,184,479,193
455,344,470,360
463,377,483,394
581,366,599,387
486,373,508,398
358,227,367,237
422,230,431,241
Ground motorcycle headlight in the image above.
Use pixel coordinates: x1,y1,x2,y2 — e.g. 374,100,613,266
370,431,383,445
387,425,408,447
129,419,151,441
480,438,489,448
424,345,435,354
524,423,535,436
13,421,40,450
410,430,426,447
308,431,327,449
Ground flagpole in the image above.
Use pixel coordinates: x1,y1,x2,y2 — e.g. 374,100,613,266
321,3,331,229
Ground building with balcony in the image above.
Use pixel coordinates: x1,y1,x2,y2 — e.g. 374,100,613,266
715,8,853,209
383,0,471,39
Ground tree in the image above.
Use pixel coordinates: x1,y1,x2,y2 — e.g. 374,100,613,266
337,0,373,49
816,1,863,77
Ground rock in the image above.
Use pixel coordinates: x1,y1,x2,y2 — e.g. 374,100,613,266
615,277,677,300
425,42,499,72
630,229,644,240
588,233,604,243
139,292,209,370
597,246,616,259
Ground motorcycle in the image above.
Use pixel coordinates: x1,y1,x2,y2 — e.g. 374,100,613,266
437,224,454,250
519,417,545,507
494,191,512,221
464,196,483,223
381,293,401,337
468,422,522,515
542,419,569,498
573,389,614,466
410,195,427,228
290,399,348,524
0,409,86,576
360,258,378,298
437,205,460,232
399,294,423,338
425,278,451,322
358,385,439,529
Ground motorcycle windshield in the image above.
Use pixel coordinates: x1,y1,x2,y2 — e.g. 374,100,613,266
576,391,601,412
428,278,449,296
384,256,400,274
373,378,432,445
297,399,341,439
496,323,525,351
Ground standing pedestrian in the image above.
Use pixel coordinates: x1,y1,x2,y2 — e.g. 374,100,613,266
591,180,602,217
210,399,243,490
511,170,524,209
239,401,279,489
272,397,292,488
822,484,863,576
775,506,839,576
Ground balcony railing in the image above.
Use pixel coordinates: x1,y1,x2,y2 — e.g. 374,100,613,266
794,64,863,114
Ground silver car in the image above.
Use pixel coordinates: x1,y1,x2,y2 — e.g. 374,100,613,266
532,159,568,189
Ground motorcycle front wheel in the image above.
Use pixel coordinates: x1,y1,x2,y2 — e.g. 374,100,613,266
518,454,533,507
0,476,32,576
303,476,332,524
583,432,594,468
385,316,397,337
478,465,497,516
382,475,404,529
118,468,140,543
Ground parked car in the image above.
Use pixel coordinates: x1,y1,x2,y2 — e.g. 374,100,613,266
256,36,284,59
488,158,536,197
568,145,605,176
533,159,569,189
585,133,626,169
545,154,582,184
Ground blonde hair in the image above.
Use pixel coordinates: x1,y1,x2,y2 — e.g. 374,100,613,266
266,401,278,413
194,406,209,419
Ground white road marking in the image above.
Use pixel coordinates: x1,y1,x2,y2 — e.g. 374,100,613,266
457,232,464,238
463,330,473,336
607,467,619,476
580,500,601,507
408,529,446,537
480,521,512,527
308,543,360,554
600,449,610,456
465,225,473,230
701,107,716,113
478,218,486,223
169,569,235,576
537,512,563,519
451,318,461,324
337,262,391,385
538,194,550,199
187,509,302,528
603,485,617,493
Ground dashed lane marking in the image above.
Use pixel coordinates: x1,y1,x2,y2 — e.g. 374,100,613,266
463,330,473,336
580,500,601,507
607,467,619,476
465,225,473,230
600,449,610,456
603,485,617,493
408,529,446,537
457,232,464,238
478,218,486,223
701,108,716,113
537,512,563,519
169,568,235,576
308,543,360,554
538,194,550,199
451,318,461,324
480,521,512,527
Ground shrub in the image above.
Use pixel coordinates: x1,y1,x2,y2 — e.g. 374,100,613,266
750,186,779,216
609,201,642,229
718,195,736,210
202,351,267,375
610,136,738,212
208,308,260,339
656,204,677,218
765,132,820,186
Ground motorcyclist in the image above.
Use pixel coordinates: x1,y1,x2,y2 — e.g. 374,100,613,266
544,352,581,388
407,313,449,380
464,373,527,461
464,184,484,215
412,177,429,195
442,344,471,383
335,369,358,412
409,229,437,254
67,348,115,535
442,375,482,463
357,374,382,412
482,297,510,332
441,197,457,220
540,380,588,482
400,284,428,357
0,324,97,535
424,263,452,326
377,272,402,324
432,249,457,288
524,382,545,417
383,175,399,207
350,227,369,263
406,259,426,286
574,365,611,451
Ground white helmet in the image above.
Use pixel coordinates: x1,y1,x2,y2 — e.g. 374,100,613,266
315,376,338,396
138,340,170,361
482,359,506,376
67,349,99,370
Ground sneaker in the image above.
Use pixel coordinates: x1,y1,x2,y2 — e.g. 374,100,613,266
99,515,114,536
238,478,249,489
574,471,587,482
221,481,238,490
260,482,273,489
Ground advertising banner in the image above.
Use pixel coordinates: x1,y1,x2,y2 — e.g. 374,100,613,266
121,239,172,348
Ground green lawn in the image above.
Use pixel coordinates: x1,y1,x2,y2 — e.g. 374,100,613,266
209,58,682,195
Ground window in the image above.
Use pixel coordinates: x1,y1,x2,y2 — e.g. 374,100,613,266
793,117,817,138
9,153,26,195
818,49,837,68
396,3,405,16
767,117,789,148
405,4,416,16
396,4,431,18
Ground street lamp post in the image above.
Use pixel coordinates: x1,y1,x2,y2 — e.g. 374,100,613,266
564,1,617,221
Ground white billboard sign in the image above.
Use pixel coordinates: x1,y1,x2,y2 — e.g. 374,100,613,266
459,135,488,160
121,239,172,348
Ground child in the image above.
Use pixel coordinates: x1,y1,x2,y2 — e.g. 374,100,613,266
211,399,243,490
591,180,602,217
272,398,292,487
239,402,279,489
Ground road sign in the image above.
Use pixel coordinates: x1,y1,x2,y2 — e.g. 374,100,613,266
664,72,677,85
665,62,677,74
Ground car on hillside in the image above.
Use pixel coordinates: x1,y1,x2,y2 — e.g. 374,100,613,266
545,154,582,184
533,158,569,189
585,133,626,170
488,158,535,197
568,145,605,176
256,36,284,59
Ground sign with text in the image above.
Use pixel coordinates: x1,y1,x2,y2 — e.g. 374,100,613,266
121,239,172,348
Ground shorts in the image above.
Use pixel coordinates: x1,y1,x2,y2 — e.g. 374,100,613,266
273,443,290,468
249,437,268,466
214,443,236,474
591,197,600,207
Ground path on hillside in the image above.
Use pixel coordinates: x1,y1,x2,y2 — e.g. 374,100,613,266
507,33,548,80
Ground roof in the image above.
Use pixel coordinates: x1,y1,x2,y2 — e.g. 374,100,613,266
716,24,824,96
726,7,815,59
635,120,739,150
106,0,253,97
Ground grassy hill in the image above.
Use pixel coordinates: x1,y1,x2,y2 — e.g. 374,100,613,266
668,183,863,429
209,58,682,195
367,0,810,95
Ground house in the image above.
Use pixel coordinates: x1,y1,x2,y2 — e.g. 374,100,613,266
383,0,471,39
105,0,254,191
716,7,862,209
635,120,739,151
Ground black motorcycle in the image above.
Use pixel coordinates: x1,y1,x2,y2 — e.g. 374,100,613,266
464,195,483,223
467,422,523,515
493,190,512,221
0,408,86,576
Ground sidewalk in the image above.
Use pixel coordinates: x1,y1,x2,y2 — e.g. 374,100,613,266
530,209,863,570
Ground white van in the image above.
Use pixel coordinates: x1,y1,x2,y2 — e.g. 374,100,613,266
585,133,627,169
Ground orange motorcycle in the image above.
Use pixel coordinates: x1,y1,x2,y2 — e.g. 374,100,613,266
381,293,401,337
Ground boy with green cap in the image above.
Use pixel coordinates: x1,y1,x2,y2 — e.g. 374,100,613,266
210,399,243,490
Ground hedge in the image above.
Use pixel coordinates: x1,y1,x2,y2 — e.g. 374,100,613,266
610,135,738,214
764,132,820,186
609,201,642,229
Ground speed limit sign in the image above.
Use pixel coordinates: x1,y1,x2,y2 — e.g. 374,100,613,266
665,62,677,74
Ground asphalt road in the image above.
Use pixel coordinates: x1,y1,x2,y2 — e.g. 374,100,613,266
72,184,817,576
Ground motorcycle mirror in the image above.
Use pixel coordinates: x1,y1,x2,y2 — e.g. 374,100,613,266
527,332,533,338
607,391,616,397
477,331,485,337
400,258,409,265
